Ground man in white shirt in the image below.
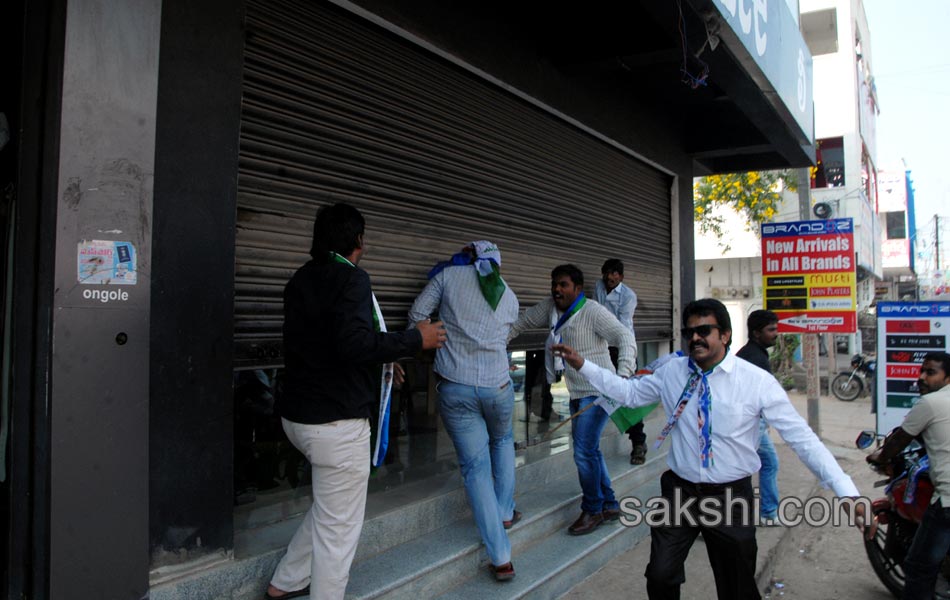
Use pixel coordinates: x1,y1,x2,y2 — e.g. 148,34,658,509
594,258,646,465
552,298,870,600
868,351,950,600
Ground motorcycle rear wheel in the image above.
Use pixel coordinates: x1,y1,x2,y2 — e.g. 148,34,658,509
832,372,862,401
865,509,906,598
865,507,950,599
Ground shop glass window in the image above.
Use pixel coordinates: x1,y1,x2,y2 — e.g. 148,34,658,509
884,211,906,240
812,137,845,188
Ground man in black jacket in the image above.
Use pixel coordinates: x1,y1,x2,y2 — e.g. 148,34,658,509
267,203,446,600
735,309,781,522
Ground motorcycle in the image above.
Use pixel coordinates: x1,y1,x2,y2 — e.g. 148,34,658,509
856,429,950,598
832,353,876,401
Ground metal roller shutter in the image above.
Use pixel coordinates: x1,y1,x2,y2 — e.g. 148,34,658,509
235,0,673,368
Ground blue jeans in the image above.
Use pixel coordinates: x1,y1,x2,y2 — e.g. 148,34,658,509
570,396,618,514
438,379,516,566
903,499,950,600
756,419,779,519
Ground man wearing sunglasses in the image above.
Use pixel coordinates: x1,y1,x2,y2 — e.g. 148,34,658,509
552,298,871,600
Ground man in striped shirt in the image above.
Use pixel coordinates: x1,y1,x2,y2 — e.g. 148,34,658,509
595,258,647,465
408,241,520,581
509,264,637,535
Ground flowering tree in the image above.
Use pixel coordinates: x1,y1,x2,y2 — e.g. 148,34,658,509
693,170,798,248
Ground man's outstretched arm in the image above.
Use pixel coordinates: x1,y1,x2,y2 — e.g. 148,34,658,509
551,343,660,408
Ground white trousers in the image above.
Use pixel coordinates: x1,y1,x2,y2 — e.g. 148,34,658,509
270,418,371,600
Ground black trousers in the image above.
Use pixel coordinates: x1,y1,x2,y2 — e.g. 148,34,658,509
607,346,646,444
523,350,554,418
645,470,760,600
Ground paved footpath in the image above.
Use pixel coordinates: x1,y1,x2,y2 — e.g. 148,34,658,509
560,391,894,600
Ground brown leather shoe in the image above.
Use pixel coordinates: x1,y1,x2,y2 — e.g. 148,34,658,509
602,507,621,521
503,510,523,529
490,561,515,581
567,511,604,535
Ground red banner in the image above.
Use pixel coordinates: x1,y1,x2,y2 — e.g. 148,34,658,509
885,320,930,334
775,310,857,333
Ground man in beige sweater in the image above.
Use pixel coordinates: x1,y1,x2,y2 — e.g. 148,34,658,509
509,264,636,535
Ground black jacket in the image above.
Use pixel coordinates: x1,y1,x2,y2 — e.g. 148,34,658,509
735,340,772,374
278,260,422,424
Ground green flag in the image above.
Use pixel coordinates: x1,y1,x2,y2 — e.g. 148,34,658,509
599,394,659,433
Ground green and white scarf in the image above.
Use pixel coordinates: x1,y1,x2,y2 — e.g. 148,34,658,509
331,252,392,467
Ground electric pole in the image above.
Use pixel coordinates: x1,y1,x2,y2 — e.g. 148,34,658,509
799,167,820,435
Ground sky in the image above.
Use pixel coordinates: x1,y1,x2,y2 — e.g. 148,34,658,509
863,0,950,235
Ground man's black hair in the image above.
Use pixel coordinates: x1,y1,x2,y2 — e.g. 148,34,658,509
747,309,778,334
922,351,950,376
601,259,624,275
683,298,732,347
551,264,584,287
309,203,365,263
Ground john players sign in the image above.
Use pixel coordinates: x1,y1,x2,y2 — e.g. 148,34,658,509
761,219,856,333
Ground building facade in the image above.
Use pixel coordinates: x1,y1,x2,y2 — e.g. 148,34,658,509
696,0,883,355
801,0,882,310
2,0,816,597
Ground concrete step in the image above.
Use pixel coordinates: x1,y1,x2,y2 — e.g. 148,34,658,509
346,448,667,599
151,416,665,600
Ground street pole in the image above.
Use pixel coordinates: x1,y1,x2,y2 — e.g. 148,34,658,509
799,168,821,434
803,333,821,437
825,332,837,395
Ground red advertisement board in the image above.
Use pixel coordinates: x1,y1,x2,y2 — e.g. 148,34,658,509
761,219,856,334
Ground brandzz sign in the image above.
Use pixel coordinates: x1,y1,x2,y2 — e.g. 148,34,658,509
879,304,950,315
762,220,853,236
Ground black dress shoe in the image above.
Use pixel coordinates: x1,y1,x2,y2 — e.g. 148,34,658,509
630,444,647,465
567,511,604,535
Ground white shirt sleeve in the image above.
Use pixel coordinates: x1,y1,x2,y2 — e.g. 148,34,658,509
760,376,861,497
408,271,444,327
578,359,663,408
508,298,551,343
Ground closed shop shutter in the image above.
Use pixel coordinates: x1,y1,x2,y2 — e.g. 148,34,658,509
234,0,673,369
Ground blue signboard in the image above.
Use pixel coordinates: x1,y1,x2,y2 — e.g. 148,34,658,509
711,0,815,143
876,301,950,434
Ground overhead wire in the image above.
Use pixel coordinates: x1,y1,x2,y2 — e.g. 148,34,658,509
676,0,709,89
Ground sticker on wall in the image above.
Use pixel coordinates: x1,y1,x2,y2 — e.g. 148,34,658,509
77,240,137,285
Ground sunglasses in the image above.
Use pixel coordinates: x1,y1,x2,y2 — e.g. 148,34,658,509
680,324,722,339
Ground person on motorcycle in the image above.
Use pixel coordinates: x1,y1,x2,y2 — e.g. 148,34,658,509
868,351,950,600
